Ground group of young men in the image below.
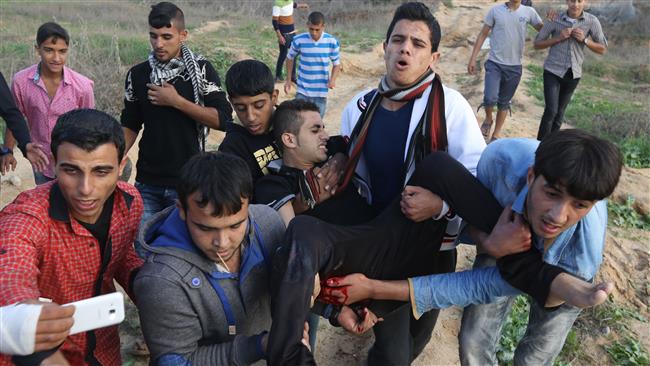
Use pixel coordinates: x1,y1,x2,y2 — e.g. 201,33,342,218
0,1,618,366
468,0,607,142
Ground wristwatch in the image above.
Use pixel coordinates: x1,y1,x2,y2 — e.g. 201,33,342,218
0,147,12,156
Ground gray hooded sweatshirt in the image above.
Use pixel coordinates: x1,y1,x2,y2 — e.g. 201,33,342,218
134,204,285,365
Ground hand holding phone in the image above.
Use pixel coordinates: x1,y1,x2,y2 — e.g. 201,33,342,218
64,292,125,335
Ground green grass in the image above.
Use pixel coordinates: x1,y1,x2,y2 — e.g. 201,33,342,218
0,119,5,145
605,337,650,366
524,64,650,168
609,196,650,230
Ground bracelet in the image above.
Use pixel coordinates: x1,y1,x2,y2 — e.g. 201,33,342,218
0,147,12,156
583,38,588,46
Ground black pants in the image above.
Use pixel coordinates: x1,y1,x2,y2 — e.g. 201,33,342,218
267,152,504,366
537,69,580,140
276,32,297,81
369,249,457,366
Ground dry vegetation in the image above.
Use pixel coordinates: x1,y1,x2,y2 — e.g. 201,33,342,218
0,1,648,365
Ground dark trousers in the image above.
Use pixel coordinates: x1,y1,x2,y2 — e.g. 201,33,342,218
537,69,580,140
267,152,504,366
276,32,296,80
369,250,457,366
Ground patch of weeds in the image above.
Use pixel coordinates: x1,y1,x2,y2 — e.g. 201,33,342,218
524,64,544,105
497,296,530,364
592,299,646,327
605,337,650,366
620,137,650,169
525,63,650,168
0,42,32,60
609,196,650,231
206,49,237,80
0,119,5,145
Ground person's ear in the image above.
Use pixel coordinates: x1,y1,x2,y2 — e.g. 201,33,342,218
271,89,279,104
526,166,535,187
176,200,187,221
429,51,441,71
179,29,188,43
282,132,298,149
118,156,127,177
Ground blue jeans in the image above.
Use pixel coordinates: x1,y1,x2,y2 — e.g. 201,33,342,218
295,93,327,118
134,181,178,258
483,60,523,111
458,254,581,366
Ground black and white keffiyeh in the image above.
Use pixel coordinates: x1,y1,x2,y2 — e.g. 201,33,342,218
146,44,221,150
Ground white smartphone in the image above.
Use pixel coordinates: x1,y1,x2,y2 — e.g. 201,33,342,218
64,292,125,335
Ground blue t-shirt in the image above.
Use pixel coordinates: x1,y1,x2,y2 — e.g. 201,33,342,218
363,101,414,211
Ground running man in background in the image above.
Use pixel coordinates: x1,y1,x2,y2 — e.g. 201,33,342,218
284,11,341,117
2,22,94,185
468,0,543,142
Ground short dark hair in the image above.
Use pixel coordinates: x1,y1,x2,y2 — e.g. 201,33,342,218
534,129,623,201
225,59,275,98
51,109,125,162
271,99,321,149
308,11,325,25
149,2,185,30
386,2,441,53
36,22,70,46
177,152,253,217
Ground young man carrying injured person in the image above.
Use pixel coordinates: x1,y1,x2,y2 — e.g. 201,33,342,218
323,129,621,366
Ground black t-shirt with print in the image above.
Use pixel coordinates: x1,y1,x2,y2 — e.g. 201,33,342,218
121,59,232,188
219,122,281,183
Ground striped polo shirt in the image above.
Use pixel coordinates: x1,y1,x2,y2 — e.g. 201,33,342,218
535,11,607,79
287,32,341,98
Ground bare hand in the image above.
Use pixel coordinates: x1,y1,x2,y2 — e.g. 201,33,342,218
1,153,17,175
34,303,75,352
338,306,382,335
400,185,442,222
546,9,559,21
147,81,181,107
311,154,345,201
284,80,293,94
328,79,336,89
277,33,286,46
320,273,373,305
559,27,572,40
571,28,585,42
467,59,477,75
26,142,49,172
482,205,532,258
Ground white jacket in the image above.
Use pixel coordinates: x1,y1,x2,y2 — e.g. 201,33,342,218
341,83,486,200
340,83,486,250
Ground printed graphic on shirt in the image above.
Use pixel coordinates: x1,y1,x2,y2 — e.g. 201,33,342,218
254,145,280,175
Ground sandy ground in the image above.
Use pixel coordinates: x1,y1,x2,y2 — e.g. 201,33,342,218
1,1,648,365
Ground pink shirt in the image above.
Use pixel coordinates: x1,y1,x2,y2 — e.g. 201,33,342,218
11,64,95,178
